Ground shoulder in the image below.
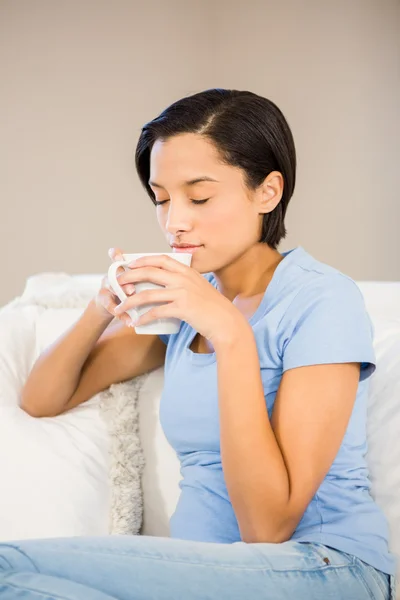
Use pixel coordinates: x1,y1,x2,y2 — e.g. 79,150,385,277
268,248,375,379
276,268,372,349
282,272,367,325
277,248,371,339
273,247,368,320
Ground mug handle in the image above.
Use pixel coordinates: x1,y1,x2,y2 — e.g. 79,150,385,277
107,261,139,321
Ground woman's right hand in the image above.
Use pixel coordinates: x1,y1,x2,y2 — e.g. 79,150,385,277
94,247,136,326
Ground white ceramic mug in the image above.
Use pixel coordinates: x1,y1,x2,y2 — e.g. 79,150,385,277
107,252,192,335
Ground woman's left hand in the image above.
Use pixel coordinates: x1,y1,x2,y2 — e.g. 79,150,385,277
113,254,248,346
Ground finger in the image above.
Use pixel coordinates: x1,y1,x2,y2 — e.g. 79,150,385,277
108,247,125,262
112,300,135,326
110,308,132,327
117,266,173,288
114,287,176,315
124,284,136,295
133,302,176,327
118,313,134,327
99,286,119,310
116,271,136,295
100,291,133,326
98,290,119,317
104,272,135,297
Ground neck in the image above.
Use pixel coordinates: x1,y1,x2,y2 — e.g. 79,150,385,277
213,244,284,301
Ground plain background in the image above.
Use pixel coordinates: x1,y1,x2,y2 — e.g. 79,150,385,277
0,0,399,307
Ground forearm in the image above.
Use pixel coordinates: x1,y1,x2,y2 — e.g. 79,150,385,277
21,300,113,415
214,324,292,543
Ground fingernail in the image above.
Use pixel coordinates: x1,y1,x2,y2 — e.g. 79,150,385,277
126,285,135,295
108,248,114,258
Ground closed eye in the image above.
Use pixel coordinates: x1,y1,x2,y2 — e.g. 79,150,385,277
154,198,210,206
191,198,210,205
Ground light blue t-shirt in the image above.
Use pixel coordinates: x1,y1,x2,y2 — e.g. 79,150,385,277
158,246,396,575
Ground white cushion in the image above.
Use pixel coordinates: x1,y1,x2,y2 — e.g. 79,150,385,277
138,367,181,536
356,281,400,321
0,289,110,540
366,317,400,570
0,305,43,407
0,404,110,540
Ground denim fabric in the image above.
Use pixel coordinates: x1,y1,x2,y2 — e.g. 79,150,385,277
0,536,395,599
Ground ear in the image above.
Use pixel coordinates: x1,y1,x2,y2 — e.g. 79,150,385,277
257,171,284,214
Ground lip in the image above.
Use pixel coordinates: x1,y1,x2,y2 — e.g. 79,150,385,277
171,244,203,254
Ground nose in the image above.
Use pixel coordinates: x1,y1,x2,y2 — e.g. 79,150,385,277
164,200,192,235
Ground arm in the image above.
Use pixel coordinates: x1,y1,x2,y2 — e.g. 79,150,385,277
214,276,374,543
215,325,360,543
21,299,166,418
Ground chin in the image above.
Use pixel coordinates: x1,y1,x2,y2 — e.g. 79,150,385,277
189,255,209,274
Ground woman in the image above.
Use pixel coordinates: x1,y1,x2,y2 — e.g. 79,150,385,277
1,89,396,599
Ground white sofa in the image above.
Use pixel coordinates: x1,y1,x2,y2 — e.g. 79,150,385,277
0,275,400,590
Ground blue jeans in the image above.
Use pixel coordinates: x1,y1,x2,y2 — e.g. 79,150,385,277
0,536,395,599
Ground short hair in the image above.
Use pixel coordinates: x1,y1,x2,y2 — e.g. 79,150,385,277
135,88,296,249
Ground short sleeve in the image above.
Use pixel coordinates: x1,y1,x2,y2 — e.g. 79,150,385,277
159,334,170,346
279,275,376,381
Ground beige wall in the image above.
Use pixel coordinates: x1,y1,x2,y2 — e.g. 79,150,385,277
0,0,399,307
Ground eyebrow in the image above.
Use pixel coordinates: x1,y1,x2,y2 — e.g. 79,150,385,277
148,176,219,189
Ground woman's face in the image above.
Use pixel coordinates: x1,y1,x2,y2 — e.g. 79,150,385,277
149,133,264,274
